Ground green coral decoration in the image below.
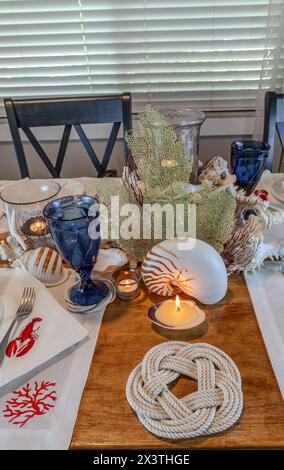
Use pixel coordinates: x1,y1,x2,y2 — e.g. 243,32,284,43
195,186,237,253
93,179,236,260
122,105,237,260
125,106,191,202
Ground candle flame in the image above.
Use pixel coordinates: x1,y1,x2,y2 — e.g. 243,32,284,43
29,219,46,233
175,294,181,311
161,158,178,169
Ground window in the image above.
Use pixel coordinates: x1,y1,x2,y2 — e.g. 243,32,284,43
0,0,283,112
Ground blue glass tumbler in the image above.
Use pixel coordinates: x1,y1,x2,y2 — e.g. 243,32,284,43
43,195,109,306
231,140,270,195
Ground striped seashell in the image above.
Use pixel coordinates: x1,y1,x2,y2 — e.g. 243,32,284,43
23,247,65,286
142,238,228,305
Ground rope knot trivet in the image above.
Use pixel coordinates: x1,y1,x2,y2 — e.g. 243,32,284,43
126,341,243,440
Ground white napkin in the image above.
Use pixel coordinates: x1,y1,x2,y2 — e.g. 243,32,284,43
0,268,88,391
245,266,284,400
254,171,284,252
245,171,284,399
0,269,106,449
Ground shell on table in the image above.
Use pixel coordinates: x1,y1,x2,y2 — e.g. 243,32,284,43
221,189,284,273
94,248,128,273
22,247,68,286
142,238,228,305
198,156,236,188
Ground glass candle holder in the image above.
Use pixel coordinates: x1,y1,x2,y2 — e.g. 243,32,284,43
0,180,61,240
112,266,141,300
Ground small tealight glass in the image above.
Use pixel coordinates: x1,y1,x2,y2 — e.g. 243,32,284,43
112,266,141,300
0,179,61,241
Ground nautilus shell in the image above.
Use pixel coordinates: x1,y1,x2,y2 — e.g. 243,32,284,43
142,238,228,304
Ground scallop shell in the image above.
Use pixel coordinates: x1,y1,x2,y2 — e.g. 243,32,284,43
22,247,68,286
94,248,128,273
142,238,228,305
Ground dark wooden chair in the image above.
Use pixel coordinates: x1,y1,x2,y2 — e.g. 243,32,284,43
4,93,132,178
263,91,284,171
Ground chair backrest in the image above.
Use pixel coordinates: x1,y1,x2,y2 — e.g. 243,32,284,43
263,91,284,171
4,93,132,178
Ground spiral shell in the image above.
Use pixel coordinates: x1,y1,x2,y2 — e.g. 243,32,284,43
142,238,228,305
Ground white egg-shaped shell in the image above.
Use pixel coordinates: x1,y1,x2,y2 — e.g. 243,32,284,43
23,247,65,286
142,238,228,305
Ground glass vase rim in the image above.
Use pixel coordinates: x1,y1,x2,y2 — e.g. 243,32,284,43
0,179,61,206
43,195,99,222
154,107,206,126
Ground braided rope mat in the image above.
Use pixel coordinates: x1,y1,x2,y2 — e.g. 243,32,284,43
126,341,243,440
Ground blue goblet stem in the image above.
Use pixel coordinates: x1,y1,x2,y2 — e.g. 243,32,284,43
77,268,95,297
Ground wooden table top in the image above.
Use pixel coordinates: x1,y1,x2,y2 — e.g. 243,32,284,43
70,274,284,449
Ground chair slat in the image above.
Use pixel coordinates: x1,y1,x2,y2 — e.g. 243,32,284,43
99,122,121,177
4,94,132,178
263,91,284,171
5,98,30,178
74,124,104,175
55,124,72,175
22,127,59,178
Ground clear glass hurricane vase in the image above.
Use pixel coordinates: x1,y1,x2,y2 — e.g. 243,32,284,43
158,108,206,184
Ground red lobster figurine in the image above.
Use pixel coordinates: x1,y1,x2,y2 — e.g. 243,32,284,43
6,317,42,358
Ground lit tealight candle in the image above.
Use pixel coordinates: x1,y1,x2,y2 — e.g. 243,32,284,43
161,158,178,169
155,295,201,328
21,216,48,238
29,220,46,233
113,266,141,300
118,278,138,294
30,221,46,232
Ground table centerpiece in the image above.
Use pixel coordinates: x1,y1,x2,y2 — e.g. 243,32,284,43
122,106,283,273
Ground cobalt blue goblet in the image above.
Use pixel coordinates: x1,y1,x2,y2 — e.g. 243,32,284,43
231,140,270,195
43,195,109,306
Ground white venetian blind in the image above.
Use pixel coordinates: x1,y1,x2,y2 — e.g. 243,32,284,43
0,0,283,111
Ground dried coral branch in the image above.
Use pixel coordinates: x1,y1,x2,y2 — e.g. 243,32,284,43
122,165,144,206
222,218,260,273
221,190,267,273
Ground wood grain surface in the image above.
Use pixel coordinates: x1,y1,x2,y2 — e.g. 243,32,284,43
70,274,284,449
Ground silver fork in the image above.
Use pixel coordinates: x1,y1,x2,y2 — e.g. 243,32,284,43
0,287,36,365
